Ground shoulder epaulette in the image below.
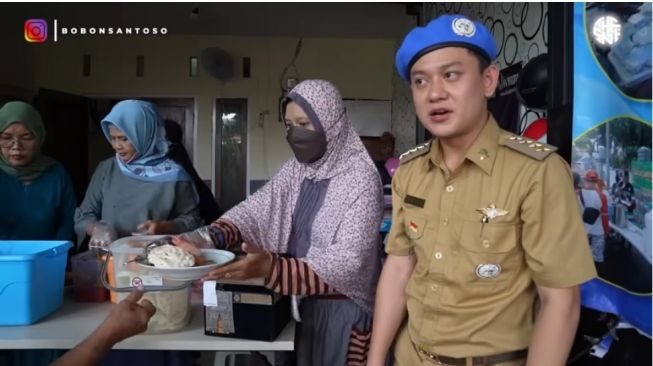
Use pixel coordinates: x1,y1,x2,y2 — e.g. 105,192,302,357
502,135,557,160
399,141,432,165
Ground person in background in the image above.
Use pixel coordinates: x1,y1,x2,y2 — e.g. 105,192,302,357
615,170,636,213
176,80,384,366
0,101,76,241
74,100,202,247
164,119,223,224
581,170,606,263
51,289,155,366
74,100,201,366
610,170,623,197
596,177,611,239
0,102,77,366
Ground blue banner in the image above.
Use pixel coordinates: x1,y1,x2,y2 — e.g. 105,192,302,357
573,2,651,338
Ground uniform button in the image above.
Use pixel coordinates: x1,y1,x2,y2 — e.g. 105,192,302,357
445,185,454,193
431,283,439,291
434,252,443,260
442,218,449,225
482,239,490,248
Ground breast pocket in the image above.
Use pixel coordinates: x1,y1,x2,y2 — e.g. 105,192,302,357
460,220,519,254
444,220,523,305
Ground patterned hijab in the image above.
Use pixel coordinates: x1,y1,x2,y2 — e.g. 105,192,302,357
101,100,189,182
223,80,383,312
0,101,56,182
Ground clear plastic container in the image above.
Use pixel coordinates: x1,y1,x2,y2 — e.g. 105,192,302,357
104,236,192,333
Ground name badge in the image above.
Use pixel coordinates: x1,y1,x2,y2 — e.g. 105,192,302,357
404,195,425,208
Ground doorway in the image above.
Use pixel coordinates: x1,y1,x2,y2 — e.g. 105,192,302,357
214,98,247,211
35,88,90,203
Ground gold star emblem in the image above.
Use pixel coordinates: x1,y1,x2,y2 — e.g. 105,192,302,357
476,204,509,223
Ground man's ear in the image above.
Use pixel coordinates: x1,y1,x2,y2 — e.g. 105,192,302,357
483,64,500,98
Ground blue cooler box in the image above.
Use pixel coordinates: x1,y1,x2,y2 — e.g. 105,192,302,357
0,241,72,325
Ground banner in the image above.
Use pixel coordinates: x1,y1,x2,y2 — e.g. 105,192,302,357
572,2,651,338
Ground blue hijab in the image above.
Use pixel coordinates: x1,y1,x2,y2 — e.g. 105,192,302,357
101,100,190,182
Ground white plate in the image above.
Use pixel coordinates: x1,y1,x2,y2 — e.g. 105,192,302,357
136,249,235,281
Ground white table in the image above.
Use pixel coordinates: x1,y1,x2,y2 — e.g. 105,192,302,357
0,298,295,352
610,221,652,264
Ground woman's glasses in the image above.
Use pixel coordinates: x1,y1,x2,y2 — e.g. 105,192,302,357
0,135,36,148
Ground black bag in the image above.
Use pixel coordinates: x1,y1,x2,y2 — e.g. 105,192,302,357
579,191,601,224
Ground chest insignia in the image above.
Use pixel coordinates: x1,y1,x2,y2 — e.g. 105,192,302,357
475,264,502,279
476,204,509,223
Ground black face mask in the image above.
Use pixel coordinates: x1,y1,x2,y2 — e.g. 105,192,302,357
286,126,327,164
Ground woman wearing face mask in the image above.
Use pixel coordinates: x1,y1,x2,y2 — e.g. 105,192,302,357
74,100,202,246
0,101,76,241
175,80,383,365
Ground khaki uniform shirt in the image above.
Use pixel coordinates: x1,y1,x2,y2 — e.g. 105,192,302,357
386,116,597,357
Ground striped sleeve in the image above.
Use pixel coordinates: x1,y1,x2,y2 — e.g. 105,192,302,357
347,328,371,366
264,255,337,295
208,219,242,250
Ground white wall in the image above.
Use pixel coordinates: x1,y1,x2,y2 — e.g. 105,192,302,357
22,35,395,181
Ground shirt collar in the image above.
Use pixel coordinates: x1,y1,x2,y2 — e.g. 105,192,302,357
428,114,501,176
464,115,500,175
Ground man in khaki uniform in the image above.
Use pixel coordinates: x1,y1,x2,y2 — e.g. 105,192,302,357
367,14,597,366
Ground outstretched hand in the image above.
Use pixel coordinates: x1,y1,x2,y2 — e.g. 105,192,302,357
201,242,274,282
98,289,156,344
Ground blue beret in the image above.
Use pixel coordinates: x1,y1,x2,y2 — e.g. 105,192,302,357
395,14,497,80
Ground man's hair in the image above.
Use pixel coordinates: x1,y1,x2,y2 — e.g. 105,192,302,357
467,49,491,73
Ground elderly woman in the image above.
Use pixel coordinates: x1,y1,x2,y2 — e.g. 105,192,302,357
176,80,383,365
75,100,201,245
0,101,76,241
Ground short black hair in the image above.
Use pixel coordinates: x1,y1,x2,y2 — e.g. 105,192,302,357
467,49,491,72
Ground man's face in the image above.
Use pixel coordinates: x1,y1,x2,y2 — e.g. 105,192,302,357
409,47,498,141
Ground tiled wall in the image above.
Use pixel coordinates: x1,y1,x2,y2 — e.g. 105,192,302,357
390,69,417,156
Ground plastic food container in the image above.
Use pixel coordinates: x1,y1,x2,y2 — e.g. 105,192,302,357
102,236,192,333
0,241,72,325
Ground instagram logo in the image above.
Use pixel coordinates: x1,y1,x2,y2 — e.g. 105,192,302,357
24,19,48,43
